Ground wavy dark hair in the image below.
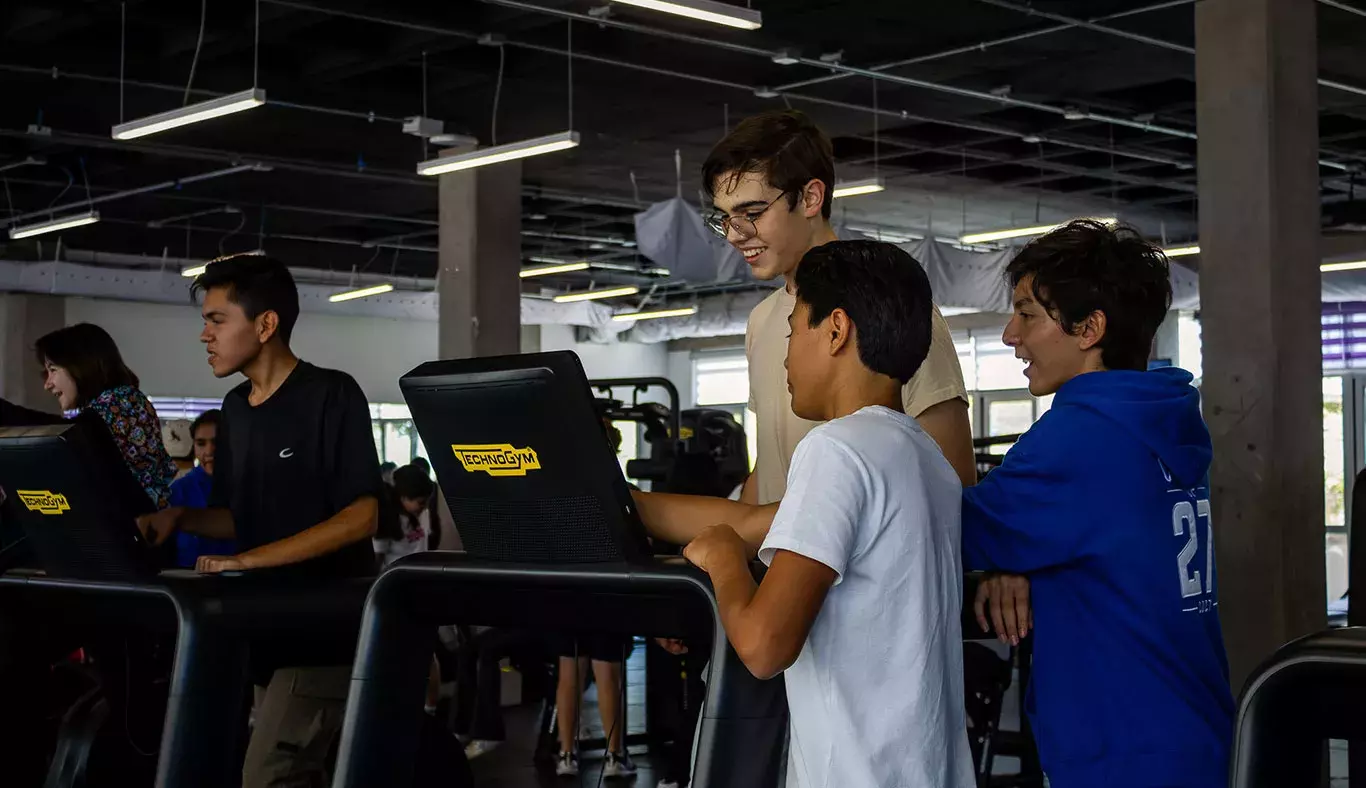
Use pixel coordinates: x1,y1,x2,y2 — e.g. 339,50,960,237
1006,219,1172,371
35,323,140,408
703,109,836,220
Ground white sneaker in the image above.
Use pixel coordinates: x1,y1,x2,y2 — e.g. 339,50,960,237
603,751,637,778
464,739,501,760
555,752,580,777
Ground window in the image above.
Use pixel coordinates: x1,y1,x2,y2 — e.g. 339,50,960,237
149,396,223,421
369,403,426,465
693,353,757,471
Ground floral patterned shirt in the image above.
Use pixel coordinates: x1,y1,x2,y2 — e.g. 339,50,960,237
83,386,178,509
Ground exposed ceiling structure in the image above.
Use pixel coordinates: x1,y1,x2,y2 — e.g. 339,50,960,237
1,0,1365,304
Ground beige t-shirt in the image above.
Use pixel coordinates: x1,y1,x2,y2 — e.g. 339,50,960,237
746,287,967,505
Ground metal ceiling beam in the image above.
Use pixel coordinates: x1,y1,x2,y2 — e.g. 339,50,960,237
0,163,262,228
773,0,1197,92
979,0,1366,100
1319,0,1366,18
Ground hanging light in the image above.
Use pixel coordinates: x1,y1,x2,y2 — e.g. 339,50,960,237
112,88,266,140
1323,260,1366,272
553,286,640,303
1163,245,1201,257
959,217,1117,245
417,132,580,176
521,261,591,278
329,283,395,303
832,177,885,199
8,211,101,240
612,306,699,322
611,0,762,30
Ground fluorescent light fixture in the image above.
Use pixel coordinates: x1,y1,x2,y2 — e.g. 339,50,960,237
612,306,699,322
417,131,579,176
1322,260,1366,273
329,283,395,303
611,0,761,30
521,261,590,278
181,264,208,278
553,286,640,303
1164,245,1201,257
112,88,266,140
959,217,1117,245
8,210,101,240
832,177,886,199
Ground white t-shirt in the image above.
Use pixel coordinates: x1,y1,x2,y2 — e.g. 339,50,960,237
373,507,431,568
759,406,975,788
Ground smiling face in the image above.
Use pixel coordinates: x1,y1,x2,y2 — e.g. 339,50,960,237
42,361,78,411
711,171,824,281
1003,275,1105,396
193,422,217,476
200,286,269,378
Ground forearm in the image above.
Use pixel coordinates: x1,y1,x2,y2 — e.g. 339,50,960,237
633,491,776,548
706,551,766,670
237,496,377,571
177,507,237,540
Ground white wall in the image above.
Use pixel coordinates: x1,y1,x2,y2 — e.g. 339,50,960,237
540,324,669,380
65,298,437,404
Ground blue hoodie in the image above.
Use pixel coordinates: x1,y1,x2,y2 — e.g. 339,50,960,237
962,367,1234,788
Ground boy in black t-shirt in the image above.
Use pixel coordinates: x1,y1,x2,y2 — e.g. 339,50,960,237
138,253,382,787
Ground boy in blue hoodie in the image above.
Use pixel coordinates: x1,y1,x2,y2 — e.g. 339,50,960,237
962,220,1234,788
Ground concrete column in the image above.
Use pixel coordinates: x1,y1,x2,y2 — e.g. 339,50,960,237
0,294,66,412
436,157,523,360
1195,0,1325,691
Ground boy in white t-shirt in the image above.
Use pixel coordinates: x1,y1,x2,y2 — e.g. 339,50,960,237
635,240,975,788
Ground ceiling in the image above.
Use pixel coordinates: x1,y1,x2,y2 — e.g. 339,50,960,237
1,0,1364,301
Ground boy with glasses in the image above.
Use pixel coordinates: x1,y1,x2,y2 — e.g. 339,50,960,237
703,110,974,503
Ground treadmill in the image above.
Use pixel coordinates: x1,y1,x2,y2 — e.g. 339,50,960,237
331,351,787,788
0,415,372,788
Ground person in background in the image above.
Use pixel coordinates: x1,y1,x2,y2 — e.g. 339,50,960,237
411,456,431,477
162,418,196,480
168,410,236,569
35,323,178,509
374,463,435,568
380,460,397,487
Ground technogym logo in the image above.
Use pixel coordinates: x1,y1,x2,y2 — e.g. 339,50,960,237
451,444,542,477
16,490,71,515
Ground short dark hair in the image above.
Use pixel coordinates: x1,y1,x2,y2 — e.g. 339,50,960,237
411,456,431,475
393,464,434,501
191,253,300,346
1006,220,1173,371
34,323,139,407
190,409,221,438
702,110,836,220
794,240,933,384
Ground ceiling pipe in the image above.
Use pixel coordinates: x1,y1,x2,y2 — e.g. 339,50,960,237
978,0,1366,100
774,0,1196,92
1320,0,1366,18
0,163,265,228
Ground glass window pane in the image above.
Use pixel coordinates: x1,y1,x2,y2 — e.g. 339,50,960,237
612,420,638,480
695,356,750,407
744,409,758,472
1178,312,1203,380
954,336,976,392
384,421,412,465
975,344,1026,391
1324,377,1345,527
373,422,384,462
986,399,1035,455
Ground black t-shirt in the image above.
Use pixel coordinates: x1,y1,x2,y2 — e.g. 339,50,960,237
210,361,381,578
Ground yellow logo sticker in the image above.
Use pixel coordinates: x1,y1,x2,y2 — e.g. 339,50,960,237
451,444,542,477
16,490,71,515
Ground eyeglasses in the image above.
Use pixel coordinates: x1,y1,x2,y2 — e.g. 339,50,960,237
705,191,789,239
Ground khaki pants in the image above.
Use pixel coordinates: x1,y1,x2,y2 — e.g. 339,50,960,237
243,666,352,788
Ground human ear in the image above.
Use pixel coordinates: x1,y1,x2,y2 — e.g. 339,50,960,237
1077,310,1107,351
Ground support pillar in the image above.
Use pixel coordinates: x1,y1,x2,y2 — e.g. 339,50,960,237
1195,0,1325,693
0,294,65,412
437,157,523,359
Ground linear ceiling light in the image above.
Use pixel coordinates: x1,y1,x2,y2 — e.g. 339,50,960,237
329,283,395,303
612,306,699,322
417,131,580,176
521,261,591,278
1164,245,1201,257
611,0,762,30
181,264,208,278
553,285,640,303
832,177,886,199
1323,260,1366,273
112,88,266,140
8,210,101,240
959,217,1117,245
